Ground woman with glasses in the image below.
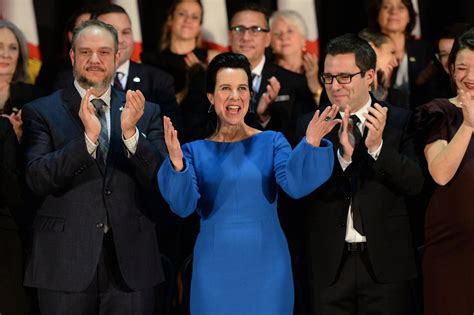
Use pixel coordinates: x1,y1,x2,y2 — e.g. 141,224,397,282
269,10,323,106
158,52,337,314
416,27,474,314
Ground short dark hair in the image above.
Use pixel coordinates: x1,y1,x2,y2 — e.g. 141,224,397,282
206,52,252,94
91,3,129,20
368,0,417,36
230,2,269,29
71,19,119,53
358,28,391,48
324,33,377,75
448,27,474,79
0,19,29,83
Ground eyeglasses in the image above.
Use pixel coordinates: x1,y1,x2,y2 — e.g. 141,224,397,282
320,71,362,85
229,25,270,35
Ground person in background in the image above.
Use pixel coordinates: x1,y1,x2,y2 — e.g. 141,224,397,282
416,26,474,315
158,52,336,314
297,33,423,315
270,10,323,106
368,0,433,110
358,28,399,103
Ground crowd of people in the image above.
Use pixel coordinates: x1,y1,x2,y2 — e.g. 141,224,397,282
0,0,472,314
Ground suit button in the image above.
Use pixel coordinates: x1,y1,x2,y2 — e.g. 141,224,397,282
96,222,104,228
105,190,112,196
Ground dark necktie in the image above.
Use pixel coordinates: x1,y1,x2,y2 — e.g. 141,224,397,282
113,72,124,91
349,114,364,234
250,73,258,113
91,98,109,163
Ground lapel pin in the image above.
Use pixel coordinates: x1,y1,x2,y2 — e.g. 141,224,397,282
119,106,124,111
133,76,141,83
409,56,416,62
141,132,147,139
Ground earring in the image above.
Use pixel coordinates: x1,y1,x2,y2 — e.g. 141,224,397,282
207,103,214,113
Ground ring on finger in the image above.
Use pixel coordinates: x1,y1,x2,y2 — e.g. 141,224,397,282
324,116,332,122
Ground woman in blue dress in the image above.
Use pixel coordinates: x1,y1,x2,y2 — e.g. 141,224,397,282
158,52,339,314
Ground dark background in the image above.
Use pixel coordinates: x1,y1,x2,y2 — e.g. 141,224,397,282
33,0,474,64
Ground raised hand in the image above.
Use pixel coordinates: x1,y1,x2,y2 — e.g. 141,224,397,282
338,106,354,161
363,103,388,152
121,90,145,139
303,53,322,97
459,89,474,131
306,104,340,147
78,88,101,143
256,76,281,123
2,109,23,141
163,116,184,171
184,51,205,69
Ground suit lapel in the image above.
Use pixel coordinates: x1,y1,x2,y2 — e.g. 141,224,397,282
106,89,126,171
256,61,274,101
126,61,141,91
62,86,85,132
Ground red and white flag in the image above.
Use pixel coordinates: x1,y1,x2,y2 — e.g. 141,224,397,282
277,0,320,56
112,0,143,62
201,0,229,52
411,0,422,39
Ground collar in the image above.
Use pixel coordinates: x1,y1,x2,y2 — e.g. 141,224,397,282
251,56,266,77
74,80,112,107
116,59,130,77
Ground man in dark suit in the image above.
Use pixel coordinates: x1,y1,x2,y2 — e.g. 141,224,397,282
22,19,166,313
228,3,316,145
297,34,423,314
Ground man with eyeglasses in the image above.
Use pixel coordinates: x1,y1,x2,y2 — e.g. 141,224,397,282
296,34,423,314
228,3,316,145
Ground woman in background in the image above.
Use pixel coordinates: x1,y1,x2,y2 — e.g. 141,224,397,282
270,10,323,106
417,27,474,314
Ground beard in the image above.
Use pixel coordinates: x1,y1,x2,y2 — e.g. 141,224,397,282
73,67,113,92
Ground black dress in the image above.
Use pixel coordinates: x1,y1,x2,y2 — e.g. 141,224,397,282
418,98,474,315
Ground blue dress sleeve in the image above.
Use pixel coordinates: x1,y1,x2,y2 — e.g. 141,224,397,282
157,144,200,218
274,133,334,199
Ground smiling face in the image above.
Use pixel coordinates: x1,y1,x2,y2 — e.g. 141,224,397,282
97,12,133,66
324,53,374,112
0,27,20,79
270,17,305,58
438,38,455,74
169,1,202,42
377,0,410,34
229,10,271,69
453,48,474,96
207,68,251,126
70,26,119,94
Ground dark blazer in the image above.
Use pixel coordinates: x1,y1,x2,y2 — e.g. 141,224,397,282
296,96,423,287
21,86,167,292
246,61,317,145
53,61,184,136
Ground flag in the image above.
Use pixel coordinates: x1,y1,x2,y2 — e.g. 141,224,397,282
201,0,229,52
411,0,422,39
277,0,320,56
112,0,143,62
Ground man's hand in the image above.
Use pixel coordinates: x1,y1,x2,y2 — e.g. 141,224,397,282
78,88,101,143
121,90,145,139
338,106,355,161
364,103,387,152
256,76,280,123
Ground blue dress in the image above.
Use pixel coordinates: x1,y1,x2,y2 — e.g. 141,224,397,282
158,131,333,314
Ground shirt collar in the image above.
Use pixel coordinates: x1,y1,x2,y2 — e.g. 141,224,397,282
251,56,266,77
339,96,372,124
74,80,112,108
116,59,130,77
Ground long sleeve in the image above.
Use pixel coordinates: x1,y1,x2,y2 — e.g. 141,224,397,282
157,144,200,218
274,133,334,199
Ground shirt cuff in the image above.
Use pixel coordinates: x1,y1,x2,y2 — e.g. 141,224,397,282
85,133,98,158
337,149,352,171
123,127,139,155
368,140,383,160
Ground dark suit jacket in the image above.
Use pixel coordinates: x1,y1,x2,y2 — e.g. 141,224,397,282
246,61,317,145
296,96,423,287
53,61,184,137
22,86,167,292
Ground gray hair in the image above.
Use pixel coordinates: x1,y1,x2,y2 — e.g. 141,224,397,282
269,10,308,39
70,19,118,53
0,19,29,83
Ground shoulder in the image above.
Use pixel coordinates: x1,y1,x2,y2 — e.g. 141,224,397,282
23,90,63,113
